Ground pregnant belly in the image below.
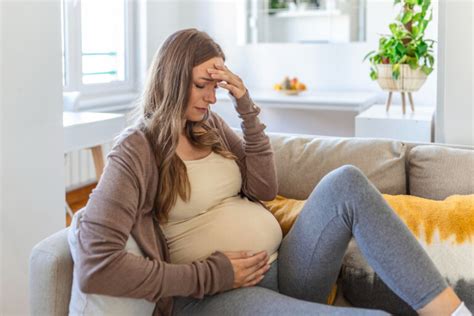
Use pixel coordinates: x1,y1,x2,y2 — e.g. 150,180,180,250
162,197,283,264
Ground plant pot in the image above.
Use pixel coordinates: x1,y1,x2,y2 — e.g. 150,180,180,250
376,64,427,92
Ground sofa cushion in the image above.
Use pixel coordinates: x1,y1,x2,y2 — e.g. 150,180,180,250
341,194,474,314
268,133,407,199
68,210,156,315
408,145,474,200
262,194,305,236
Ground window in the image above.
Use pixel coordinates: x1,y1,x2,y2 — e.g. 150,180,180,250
62,0,137,110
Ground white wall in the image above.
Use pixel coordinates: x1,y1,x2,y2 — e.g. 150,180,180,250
0,1,3,309
436,0,473,145
0,1,65,314
143,0,191,69
144,0,439,107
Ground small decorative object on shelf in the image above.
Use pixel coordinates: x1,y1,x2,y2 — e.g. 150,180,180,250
273,76,307,95
363,0,435,114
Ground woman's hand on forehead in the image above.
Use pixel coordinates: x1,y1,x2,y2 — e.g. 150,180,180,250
207,63,247,99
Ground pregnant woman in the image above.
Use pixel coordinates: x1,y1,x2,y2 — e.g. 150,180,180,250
71,29,470,316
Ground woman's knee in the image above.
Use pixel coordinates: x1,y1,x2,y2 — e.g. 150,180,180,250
325,164,367,188
307,165,371,206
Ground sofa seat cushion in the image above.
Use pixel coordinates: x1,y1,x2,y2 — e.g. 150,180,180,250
408,145,474,200
342,194,474,314
268,133,407,200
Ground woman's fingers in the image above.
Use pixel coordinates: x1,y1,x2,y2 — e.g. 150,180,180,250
242,274,265,288
217,81,239,97
243,262,271,283
222,251,252,259
207,64,246,99
240,251,268,269
222,250,269,288
208,69,238,86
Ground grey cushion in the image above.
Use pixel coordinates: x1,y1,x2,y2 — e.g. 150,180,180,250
269,133,407,199
408,145,474,199
341,240,417,315
29,228,73,316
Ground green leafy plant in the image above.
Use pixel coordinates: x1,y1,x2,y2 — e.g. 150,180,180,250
364,0,436,80
270,0,288,10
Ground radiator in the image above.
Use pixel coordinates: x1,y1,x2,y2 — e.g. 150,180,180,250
65,141,114,191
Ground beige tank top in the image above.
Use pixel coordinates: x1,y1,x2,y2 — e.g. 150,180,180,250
160,151,282,264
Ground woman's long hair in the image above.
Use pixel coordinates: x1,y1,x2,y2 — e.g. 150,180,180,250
132,29,237,223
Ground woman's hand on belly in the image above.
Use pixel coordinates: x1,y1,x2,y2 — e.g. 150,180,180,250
222,250,271,289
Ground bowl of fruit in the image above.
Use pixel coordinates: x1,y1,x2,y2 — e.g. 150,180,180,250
273,76,307,95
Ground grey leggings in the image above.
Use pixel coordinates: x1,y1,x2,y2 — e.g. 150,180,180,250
173,165,448,315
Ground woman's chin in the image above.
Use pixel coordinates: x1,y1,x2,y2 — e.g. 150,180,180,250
188,112,208,122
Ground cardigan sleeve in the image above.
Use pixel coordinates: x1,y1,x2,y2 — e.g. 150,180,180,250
75,130,234,302
211,90,278,201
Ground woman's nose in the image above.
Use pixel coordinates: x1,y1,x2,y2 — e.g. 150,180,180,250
204,90,216,104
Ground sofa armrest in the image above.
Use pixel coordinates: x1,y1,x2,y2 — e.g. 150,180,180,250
29,228,73,316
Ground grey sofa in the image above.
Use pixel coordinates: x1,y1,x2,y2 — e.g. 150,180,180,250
30,132,474,315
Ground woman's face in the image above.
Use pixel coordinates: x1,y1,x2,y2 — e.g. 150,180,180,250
185,56,224,122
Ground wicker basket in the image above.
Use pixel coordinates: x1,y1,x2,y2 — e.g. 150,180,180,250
376,64,427,92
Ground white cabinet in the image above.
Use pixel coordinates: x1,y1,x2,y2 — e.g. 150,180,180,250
355,105,435,142
213,90,377,137
268,10,350,43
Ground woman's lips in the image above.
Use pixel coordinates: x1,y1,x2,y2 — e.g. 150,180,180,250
195,107,208,113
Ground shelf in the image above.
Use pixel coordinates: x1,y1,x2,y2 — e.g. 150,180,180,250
216,90,377,112
273,9,342,18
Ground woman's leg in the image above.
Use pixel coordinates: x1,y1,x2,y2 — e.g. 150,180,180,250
278,165,449,311
173,259,389,315
173,286,389,316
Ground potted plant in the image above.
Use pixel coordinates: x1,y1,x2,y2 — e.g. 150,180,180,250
364,0,435,113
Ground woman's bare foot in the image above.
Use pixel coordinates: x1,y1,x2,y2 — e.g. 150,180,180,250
417,287,462,316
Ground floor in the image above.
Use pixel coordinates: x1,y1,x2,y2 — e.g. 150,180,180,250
66,182,96,226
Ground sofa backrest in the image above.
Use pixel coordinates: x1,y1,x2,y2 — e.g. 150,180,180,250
267,133,407,199
266,131,474,201
404,142,474,200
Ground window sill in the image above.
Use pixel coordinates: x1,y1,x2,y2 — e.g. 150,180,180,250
71,91,139,113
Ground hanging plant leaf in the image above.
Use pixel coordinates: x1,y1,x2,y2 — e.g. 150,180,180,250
392,64,401,80
370,68,378,80
396,42,407,55
363,51,376,62
417,41,428,55
389,23,398,35
413,12,422,23
412,25,420,37
421,65,433,75
422,0,431,12
427,55,434,66
407,57,418,69
401,11,414,24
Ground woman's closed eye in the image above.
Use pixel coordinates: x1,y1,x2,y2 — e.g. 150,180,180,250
195,82,218,90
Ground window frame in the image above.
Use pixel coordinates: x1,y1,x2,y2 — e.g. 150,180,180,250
62,0,138,111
